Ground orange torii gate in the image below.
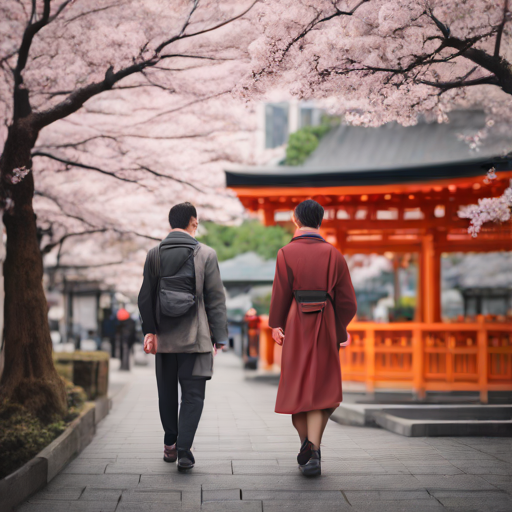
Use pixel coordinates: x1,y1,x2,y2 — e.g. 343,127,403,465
226,125,512,401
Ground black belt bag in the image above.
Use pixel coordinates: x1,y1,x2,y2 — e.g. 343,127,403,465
294,290,334,314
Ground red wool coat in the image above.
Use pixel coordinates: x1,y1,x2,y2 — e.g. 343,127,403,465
269,232,357,414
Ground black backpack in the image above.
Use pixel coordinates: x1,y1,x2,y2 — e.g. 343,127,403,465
148,244,200,322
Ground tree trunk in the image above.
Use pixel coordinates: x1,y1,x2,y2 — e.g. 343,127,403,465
0,217,5,381
0,121,67,423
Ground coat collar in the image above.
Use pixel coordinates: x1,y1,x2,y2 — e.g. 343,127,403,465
291,229,326,243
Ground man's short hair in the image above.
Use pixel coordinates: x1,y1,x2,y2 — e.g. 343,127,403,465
168,202,197,229
294,199,324,229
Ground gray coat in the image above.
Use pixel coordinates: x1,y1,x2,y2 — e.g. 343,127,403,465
138,232,228,374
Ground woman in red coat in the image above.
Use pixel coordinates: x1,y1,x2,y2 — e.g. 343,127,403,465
269,199,357,476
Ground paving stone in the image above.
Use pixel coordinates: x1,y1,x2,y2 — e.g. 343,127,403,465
201,501,262,512
19,501,119,512
47,473,140,490
106,460,232,475
79,488,122,501
203,488,241,501
413,474,497,490
117,503,181,512
121,490,182,502
29,487,84,501
198,474,423,491
242,490,344,502
448,460,512,476
349,501,444,512
430,489,512,509
260,500,351,512
62,461,109,474
405,465,464,475
343,490,432,503
479,474,512,494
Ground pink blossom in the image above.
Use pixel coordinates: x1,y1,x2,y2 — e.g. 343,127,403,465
458,187,512,237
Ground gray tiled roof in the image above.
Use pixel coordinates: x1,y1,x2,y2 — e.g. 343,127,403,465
225,110,512,187
304,110,511,171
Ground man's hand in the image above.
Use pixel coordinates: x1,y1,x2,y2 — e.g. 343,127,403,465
144,333,158,354
272,327,285,346
213,343,226,356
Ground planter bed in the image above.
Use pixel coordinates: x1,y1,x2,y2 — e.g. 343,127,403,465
0,396,110,512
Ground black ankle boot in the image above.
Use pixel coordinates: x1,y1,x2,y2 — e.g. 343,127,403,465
299,449,321,477
297,438,313,465
177,449,195,471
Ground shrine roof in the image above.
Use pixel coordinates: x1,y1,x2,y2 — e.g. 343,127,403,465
226,110,512,188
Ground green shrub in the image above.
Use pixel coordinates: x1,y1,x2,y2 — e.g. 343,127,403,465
63,379,87,423
285,125,331,166
0,379,86,480
198,220,291,262
0,401,65,480
53,350,110,362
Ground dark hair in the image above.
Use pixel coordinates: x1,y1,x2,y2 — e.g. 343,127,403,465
168,202,197,229
294,199,324,229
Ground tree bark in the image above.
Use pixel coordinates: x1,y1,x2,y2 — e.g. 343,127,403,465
0,121,67,423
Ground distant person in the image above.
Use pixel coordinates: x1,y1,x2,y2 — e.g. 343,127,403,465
244,307,261,368
138,202,228,471
115,309,136,370
269,199,357,477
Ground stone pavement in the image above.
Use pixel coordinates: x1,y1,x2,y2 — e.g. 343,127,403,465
18,352,512,512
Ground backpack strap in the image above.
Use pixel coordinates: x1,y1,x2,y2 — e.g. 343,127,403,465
148,246,161,278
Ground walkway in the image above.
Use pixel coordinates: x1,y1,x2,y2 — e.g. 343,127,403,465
19,352,512,512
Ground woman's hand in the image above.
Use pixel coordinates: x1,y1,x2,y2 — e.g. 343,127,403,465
272,327,285,346
144,333,158,354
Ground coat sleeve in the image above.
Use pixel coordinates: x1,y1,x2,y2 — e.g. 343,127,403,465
269,249,294,330
333,252,357,343
203,250,228,346
137,255,157,336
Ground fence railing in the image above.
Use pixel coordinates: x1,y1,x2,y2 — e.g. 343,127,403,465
257,315,512,402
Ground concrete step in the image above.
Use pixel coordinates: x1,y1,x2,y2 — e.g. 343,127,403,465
331,404,512,436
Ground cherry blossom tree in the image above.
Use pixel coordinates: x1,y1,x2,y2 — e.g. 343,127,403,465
0,0,259,420
242,0,512,235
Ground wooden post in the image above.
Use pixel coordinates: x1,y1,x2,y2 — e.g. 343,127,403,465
365,327,375,395
412,327,425,400
420,233,441,323
477,315,488,403
258,207,275,226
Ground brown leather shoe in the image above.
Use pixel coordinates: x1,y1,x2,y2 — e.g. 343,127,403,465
163,443,177,463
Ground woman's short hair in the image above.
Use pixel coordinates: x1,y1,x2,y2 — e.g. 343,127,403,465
294,199,324,229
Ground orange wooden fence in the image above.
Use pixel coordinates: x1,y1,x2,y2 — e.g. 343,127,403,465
257,315,512,402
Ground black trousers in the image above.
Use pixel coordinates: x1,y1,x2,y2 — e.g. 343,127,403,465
155,353,207,450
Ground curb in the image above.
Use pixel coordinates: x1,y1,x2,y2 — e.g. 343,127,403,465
0,395,111,512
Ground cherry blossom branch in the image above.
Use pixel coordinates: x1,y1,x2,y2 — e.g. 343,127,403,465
494,0,510,57
136,165,205,193
35,190,98,228
63,2,124,26
31,151,147,187
36,191,162,243
155,0,258,54
35,135,119,150
419,75,499,90
277,0,368,66
134,91,230,125
41,228,107,255
458,187,512,237
47,260,125,270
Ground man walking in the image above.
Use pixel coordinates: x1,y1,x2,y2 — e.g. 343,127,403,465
138,202,227,471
